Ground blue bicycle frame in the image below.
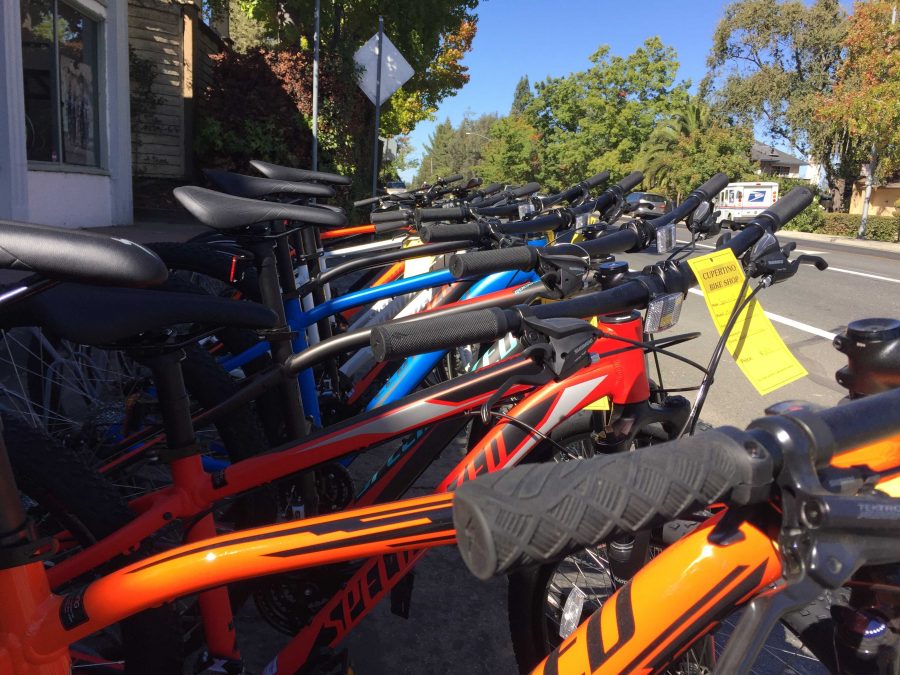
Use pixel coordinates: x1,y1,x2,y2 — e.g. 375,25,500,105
364,268,539,409
221,239,546,424
220,268,465,424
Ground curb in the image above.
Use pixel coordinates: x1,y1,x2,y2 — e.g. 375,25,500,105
779,229,900,254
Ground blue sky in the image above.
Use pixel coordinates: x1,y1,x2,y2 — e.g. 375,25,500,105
392,0,799,183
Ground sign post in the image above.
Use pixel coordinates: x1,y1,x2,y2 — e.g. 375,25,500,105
311,0,320,171
371,16,384,197
353,21,413,197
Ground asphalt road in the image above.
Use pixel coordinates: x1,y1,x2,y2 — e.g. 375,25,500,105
238,231,899,674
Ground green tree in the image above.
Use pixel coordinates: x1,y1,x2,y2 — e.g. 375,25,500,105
413,113,498,184
818,1,900,183
641,98,754,201
231,0,480,200
236,0,479,136
530,37,690,191
704,0,865,209
510,75,533,116
476,116,542,185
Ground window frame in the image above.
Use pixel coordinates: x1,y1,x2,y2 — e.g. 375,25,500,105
22,0,107,171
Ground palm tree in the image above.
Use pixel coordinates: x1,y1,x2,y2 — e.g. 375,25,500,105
642,100,711,201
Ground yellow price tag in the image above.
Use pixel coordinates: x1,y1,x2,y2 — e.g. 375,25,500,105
584,395,611,411
687,248,807,396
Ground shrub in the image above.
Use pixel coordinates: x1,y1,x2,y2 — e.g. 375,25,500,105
815,213,900,242
194,48,367,176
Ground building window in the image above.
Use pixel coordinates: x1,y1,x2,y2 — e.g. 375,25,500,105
20,0,101,167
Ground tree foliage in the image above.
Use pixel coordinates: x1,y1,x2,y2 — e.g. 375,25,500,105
413,114,498,185
704,0,865,208
477,115,542,185
817,1,900,182
235,0,479,136
510,75,533,116
641,98,754,201
380,135,418,180
529,38,690,190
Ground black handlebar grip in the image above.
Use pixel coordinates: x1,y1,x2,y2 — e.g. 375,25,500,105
531,281,649,320
448,246,540,278
420,222,485,243
578,228,641,258
499,211,569,236
584,171,611,189
354,195,383,208
692,172,730,202
453,429,749,579
508,182,541,198
480,183,503,197
752,186,814,232
463,177,484,189
616,171,644,193
371,307,517,361
371,209,411,224
373,220,411,234
419,206,468,223
439,174,464,185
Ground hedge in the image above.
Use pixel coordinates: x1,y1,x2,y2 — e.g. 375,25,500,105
783,212,900,243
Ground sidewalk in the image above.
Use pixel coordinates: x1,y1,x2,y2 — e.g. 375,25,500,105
779,229,900,255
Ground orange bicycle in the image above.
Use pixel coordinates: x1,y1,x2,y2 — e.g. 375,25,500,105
454,319,900,673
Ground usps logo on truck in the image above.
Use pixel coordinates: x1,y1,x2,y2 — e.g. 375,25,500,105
747,190,766,203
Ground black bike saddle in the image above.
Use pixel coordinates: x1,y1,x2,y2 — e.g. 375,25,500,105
174,186,347,230
250,160,352,186
1,283,278,345
0,219,167,287
203,169,335,200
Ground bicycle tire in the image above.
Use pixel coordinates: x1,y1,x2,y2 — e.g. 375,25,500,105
507,425,828,674
505,425,716,674
4,414,182,674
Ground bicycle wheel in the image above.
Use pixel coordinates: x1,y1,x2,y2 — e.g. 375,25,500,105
505,423,716,674
507,428,827,674
4,414,182,673
0,327,269,486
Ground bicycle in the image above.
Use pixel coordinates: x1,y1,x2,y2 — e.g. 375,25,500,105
452,321,900,673
0,190,888,675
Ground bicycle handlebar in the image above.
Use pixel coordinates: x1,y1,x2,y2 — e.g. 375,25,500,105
449,246,540,277
454,429,753,579
371,209,412,225
372,186,813,360
453,388,900,579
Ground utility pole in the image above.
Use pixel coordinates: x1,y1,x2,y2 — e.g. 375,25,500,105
858,3,896,238
311,0,320,171
371,16,383,197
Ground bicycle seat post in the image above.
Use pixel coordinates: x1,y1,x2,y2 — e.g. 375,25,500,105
248,235,319,516
297,224,341,393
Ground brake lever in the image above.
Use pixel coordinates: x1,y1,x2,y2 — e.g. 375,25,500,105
795,254,828,271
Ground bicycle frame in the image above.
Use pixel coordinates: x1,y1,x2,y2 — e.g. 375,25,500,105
0,492,455,673
220,237,544,425
532,433,900,674
38,314,650,670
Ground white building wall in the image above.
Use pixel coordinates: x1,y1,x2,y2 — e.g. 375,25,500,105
1,0,132,228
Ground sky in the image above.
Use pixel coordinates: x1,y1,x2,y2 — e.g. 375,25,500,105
392,0,796,183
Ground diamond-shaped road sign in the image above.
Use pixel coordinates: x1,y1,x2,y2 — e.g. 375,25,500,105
353,32,414,106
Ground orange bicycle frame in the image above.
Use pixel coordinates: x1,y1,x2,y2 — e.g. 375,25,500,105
535,432,900,674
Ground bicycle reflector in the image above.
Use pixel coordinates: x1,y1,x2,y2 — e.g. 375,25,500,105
645,292,683,333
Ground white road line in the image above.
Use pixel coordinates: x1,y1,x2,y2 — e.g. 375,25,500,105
827,266,900,284
675,242,898,284
687,288,838,341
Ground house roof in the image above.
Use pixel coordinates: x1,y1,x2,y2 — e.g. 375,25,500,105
751,142,806,167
